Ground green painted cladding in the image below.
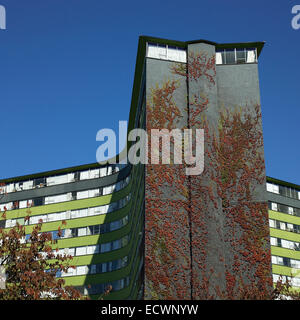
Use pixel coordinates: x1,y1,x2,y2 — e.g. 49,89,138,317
0,183,131,221
269,210,300,225
0,162,145,300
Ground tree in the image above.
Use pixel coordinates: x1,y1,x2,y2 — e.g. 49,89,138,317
0,215,84,300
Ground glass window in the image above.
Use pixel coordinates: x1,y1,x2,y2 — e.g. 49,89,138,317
89,265,96,274
76,247,87,256
107,166,113,176
266,183,273,192
65,211,71,219
157,44,167,59
71,210,78,219
269,219,275,228
77,190,89,200
78,227,87,237
236,48,246,64
270,237,277,246
225,49,235,64
19,200,27,209
80,170,90,180
101,242,111,253
167,45,179,61
277,257,284,265
100,167,107,177
216,50,223,65
77,266,87,276
93,225,100,235
89,169,100,179
279,222,286,230
147,43,159,59
112,240,120,250
273,184,279,194
23,181,33,190
88,207,95,216
87,245,98,255
89,189,100,198
246,49,256,63
80,208,88,218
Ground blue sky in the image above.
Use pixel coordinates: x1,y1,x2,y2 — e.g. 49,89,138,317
0,0,299,185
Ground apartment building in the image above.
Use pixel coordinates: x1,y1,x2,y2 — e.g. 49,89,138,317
267,177,300,287
0,36,299,299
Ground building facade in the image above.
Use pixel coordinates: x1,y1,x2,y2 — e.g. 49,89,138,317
137,36,271,299
0,162,144,299
267,177,300,288
0,36,299,299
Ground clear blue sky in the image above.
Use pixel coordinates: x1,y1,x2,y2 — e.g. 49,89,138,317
0,0,299,185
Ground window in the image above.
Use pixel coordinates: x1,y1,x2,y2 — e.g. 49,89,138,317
271,203,278,211
78,227,87,237
89,169,99,179
101,242,111,253
266,183,279,194
247,49,256,63
269,219,275,228
271,237,279,247
100,167,107,177
89,265,96,274
76,266,87,276
34,197,43,207
87,245,98,255
216,47,257,65
279,222,286,231
77,190,89,200
23,181,33,190
76,247,87,256
80,209,88,218
19,200,27,209
146,42,186,63
236,48,246,64
80,170,89,180
93,225,100,235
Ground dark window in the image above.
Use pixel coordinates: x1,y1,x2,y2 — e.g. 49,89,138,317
225,49,235,64
268,202,272,210
94,225,100,235
276,221,281,229
74,172,80,181
236,49,246,64
71,228,77,237
35,177,45,186
33,197,43,206
96,264,102,274
277,239,282,247
283,257,291,267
